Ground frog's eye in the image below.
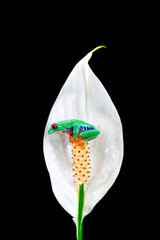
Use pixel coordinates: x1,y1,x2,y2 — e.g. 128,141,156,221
52,124,57,130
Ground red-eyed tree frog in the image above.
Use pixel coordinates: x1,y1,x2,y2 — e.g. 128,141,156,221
48,119,100,145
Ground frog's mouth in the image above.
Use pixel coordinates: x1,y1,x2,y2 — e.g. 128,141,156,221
48,129,72,135
48,130,63,135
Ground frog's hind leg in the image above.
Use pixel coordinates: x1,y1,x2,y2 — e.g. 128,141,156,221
80,129,100,145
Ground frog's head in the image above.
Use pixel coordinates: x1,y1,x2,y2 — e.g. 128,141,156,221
48,122,65,134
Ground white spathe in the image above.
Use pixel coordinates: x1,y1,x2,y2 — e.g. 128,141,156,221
43,47,123,221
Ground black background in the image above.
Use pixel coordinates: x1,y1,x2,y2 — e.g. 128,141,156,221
3,5,155,240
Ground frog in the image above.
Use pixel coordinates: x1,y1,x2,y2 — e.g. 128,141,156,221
48,119,100,146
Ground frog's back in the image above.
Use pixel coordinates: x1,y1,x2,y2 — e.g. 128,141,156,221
71,119,96,129
57,119,96,129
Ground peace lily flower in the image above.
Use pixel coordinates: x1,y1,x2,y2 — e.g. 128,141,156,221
43,46,123,240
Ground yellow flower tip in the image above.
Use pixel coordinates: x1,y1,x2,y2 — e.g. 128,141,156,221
93,45,107,52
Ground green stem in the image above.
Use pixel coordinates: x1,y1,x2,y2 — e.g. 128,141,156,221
77,184,85,240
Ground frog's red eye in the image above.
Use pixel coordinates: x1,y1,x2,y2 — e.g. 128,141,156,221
52,124,57,130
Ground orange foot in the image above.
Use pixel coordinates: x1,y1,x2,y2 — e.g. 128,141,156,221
69,134,86,147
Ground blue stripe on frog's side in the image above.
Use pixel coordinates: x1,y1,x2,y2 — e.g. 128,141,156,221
67,126,73,131
67,124,95,132
79,124,95,131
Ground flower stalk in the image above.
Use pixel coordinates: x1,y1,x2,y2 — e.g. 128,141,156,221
77,183,84,240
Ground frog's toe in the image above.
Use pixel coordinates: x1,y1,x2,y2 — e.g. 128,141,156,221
83,139,88,145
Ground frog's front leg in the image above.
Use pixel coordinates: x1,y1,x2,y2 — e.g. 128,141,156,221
80,129,100,145
73,123,79,142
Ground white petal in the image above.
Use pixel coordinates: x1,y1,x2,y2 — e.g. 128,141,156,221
83,64,123,217
43,47,123,219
